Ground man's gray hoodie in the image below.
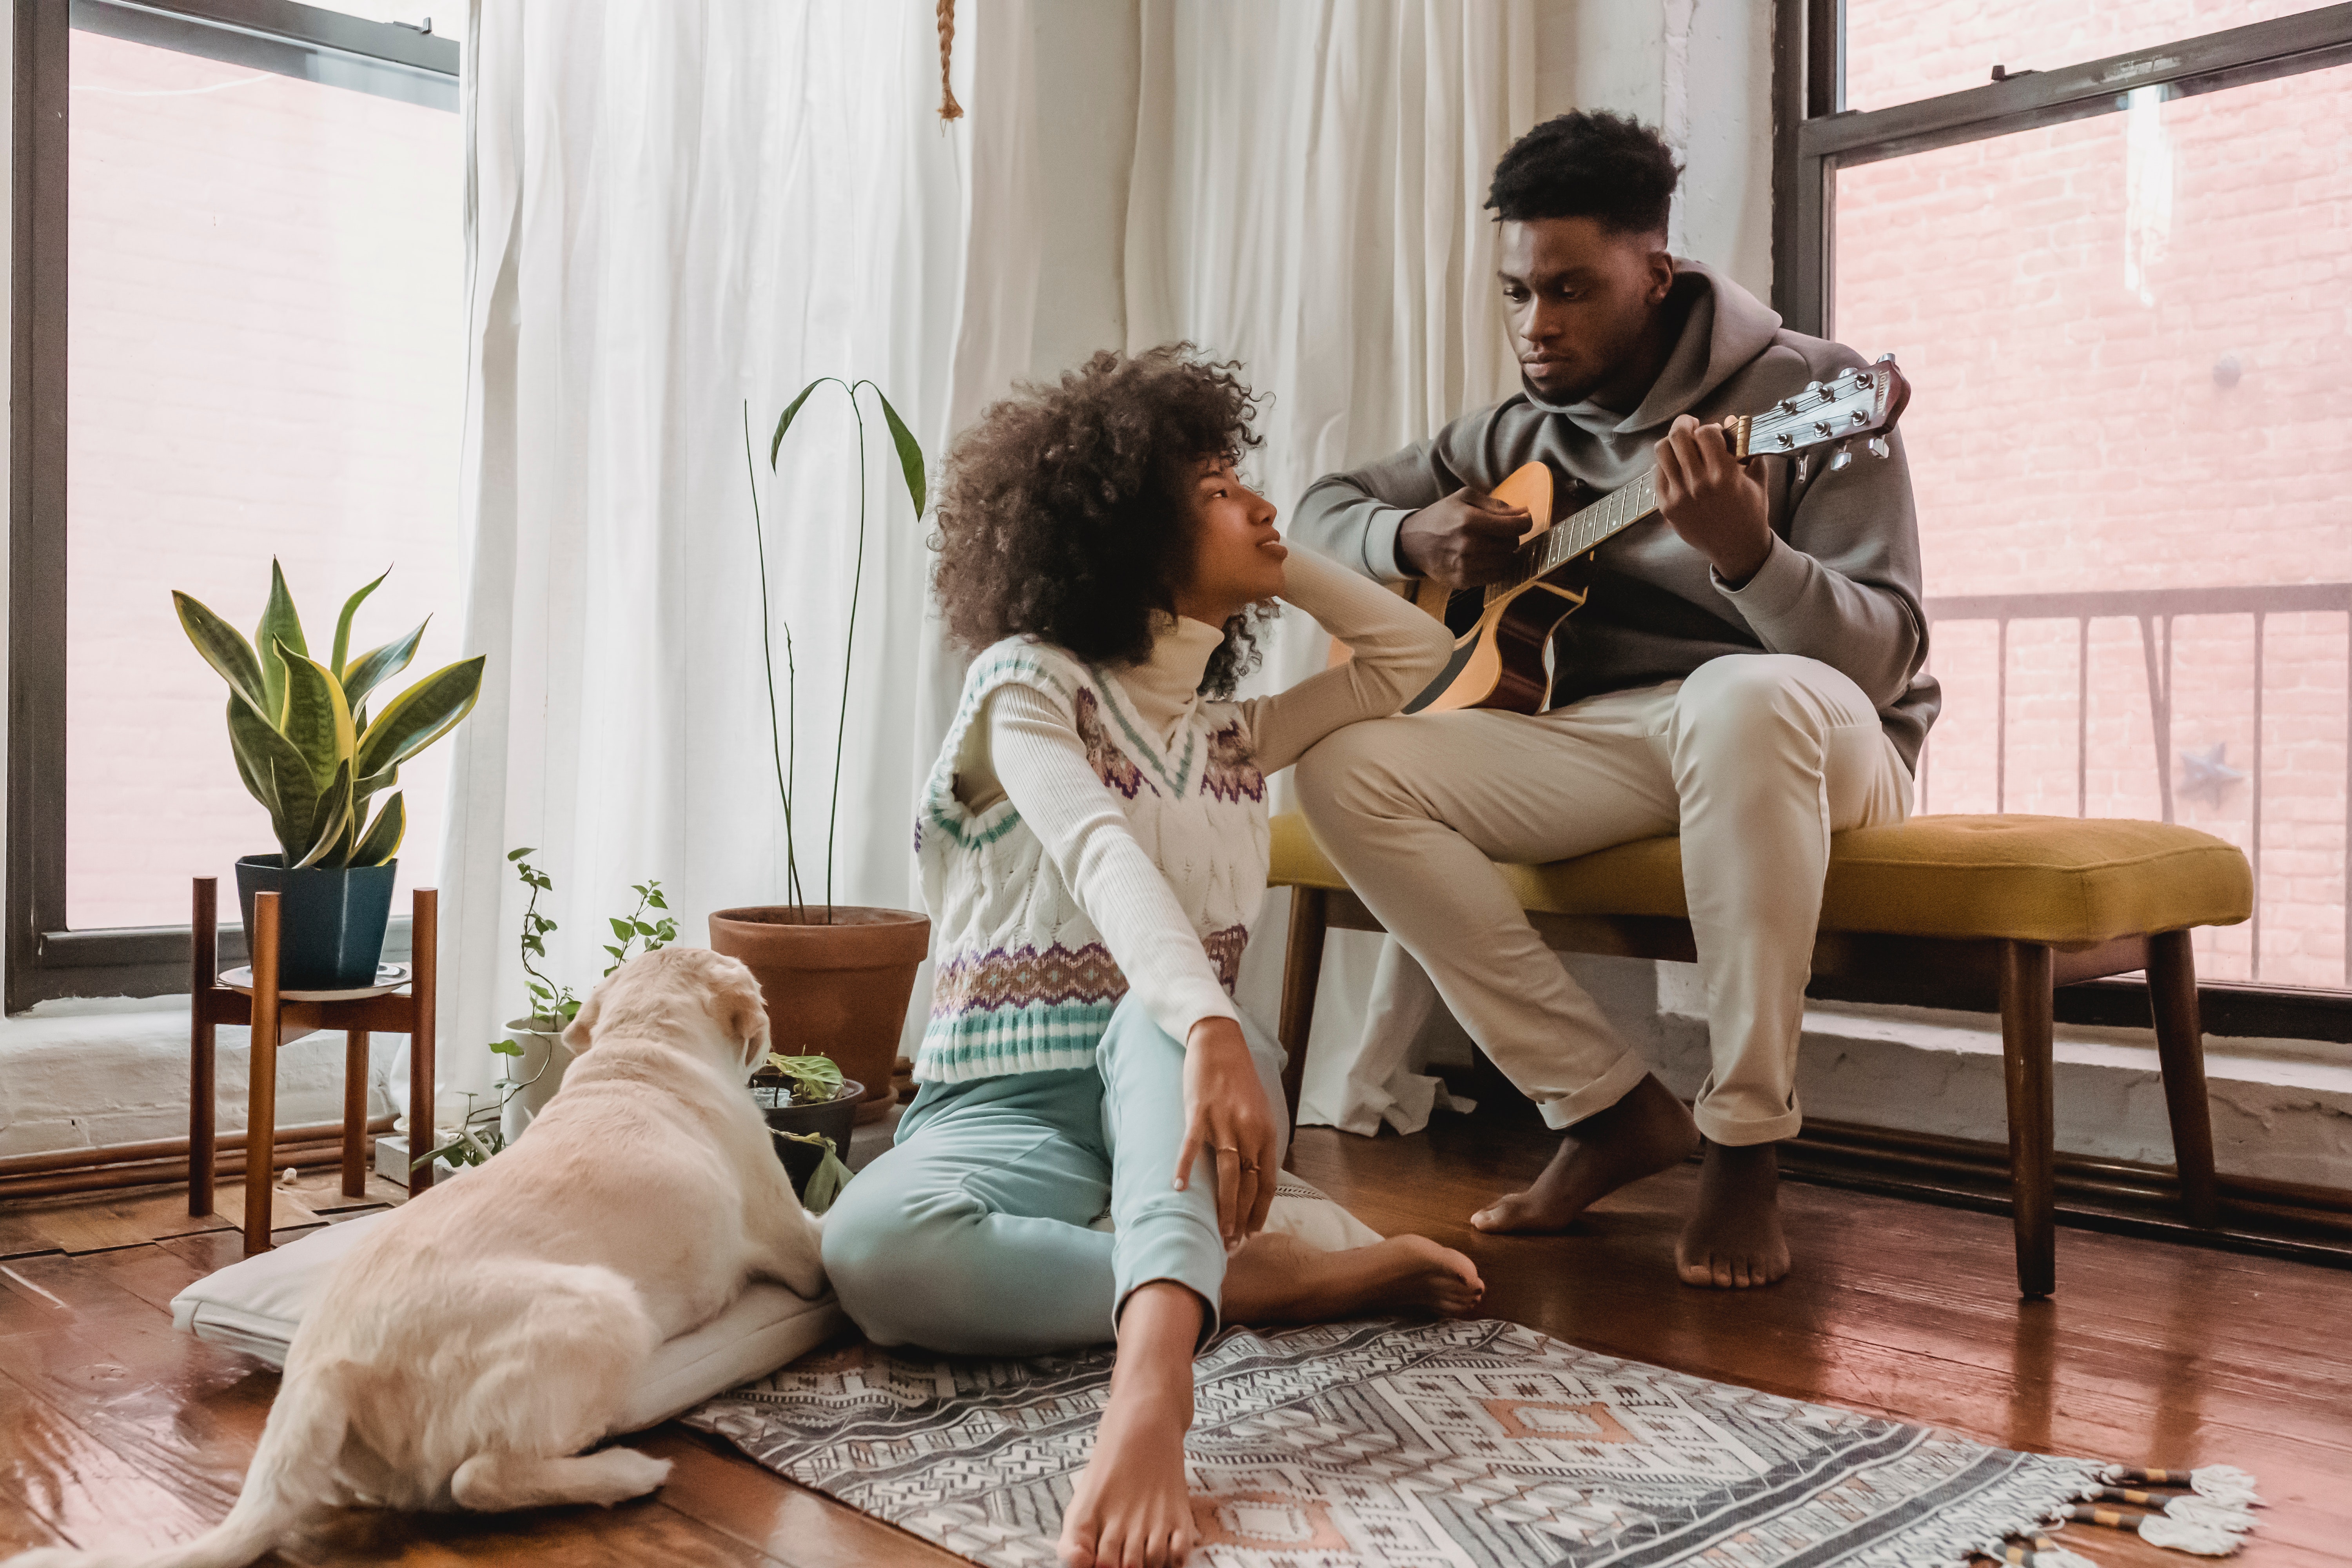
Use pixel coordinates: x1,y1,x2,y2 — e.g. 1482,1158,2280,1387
1291,260,1940,768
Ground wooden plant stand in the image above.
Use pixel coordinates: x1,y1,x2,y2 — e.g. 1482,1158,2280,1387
189,877,437,1255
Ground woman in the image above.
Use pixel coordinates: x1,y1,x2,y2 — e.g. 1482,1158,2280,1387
822,346,1481,1568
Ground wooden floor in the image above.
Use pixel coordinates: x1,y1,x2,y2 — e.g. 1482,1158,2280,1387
1,1105,2345,1566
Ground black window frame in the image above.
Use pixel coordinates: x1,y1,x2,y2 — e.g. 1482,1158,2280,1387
7,0,458,1011
1772,1,2352,1047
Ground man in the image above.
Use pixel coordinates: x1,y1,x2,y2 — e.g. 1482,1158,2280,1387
1291,111,1936,1288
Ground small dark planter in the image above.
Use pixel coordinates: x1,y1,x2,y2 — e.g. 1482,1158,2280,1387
234,855,399,990
755,1078,864,1196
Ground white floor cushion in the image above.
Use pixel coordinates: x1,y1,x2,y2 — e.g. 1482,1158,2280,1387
170,1209,846,1434
169,1172,1381,1434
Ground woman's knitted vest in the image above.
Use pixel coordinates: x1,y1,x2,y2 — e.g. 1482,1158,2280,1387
913,638,1269,1083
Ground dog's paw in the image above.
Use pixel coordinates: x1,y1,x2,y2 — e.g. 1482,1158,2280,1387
593,1449,674,1504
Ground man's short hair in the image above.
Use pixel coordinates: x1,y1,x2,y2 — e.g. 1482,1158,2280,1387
1485,111,1682,235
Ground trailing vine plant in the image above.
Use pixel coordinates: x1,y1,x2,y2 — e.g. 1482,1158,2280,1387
414,850,677,1172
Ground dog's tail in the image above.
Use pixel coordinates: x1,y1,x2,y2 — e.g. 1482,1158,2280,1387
2,1358,355,1568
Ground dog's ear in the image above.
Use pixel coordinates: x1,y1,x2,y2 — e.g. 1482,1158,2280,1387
719,967,772,1071
562,986,603,1053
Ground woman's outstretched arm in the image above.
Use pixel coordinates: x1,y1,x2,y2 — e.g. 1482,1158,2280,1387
1240,546,1453,774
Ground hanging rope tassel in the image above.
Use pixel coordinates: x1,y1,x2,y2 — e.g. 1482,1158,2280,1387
935,0,964,121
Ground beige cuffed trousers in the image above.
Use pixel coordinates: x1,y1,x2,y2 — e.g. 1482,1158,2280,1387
1294,653,1912,1146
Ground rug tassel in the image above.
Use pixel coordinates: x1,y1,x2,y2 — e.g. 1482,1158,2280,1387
2188,1466,2262,1508
1988,1532,2102,1568
2099,1464,2263,1509
2098,1488,2254,1534
2137,1514,2245,1557
2037,1546,2103,1568
2063,1506,2244,1558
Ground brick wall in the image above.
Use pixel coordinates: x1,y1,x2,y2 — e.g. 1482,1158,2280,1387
1835,9,2351,986
64,32,464,932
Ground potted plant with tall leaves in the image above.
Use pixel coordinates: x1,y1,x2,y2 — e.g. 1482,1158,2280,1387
175,562,485,988
708,382,931,1123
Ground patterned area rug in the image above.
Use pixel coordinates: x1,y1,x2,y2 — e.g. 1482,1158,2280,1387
684,1318,2109,1567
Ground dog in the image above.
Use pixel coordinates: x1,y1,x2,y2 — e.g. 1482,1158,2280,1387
4,946,826,1568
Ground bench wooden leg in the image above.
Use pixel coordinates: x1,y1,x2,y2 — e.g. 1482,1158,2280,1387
1277,888,1329,1132
2146,929,2220,1227
1998,939,2057,1298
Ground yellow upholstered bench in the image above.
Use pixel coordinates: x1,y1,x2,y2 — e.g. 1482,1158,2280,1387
1267,811,2255,1298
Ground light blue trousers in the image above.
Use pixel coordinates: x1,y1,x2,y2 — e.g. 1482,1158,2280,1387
820,995,1290,1356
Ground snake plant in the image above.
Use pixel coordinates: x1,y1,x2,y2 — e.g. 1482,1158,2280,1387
174,561,486,870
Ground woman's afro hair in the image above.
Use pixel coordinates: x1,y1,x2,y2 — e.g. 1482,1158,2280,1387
1485,110,1682,235
931,344,1271,699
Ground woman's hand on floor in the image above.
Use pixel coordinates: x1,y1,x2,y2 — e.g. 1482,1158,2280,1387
1175,1017,1278,1246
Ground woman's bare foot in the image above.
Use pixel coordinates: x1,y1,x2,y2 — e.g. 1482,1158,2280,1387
1471,1073,1700,1233
1223,1231,1484,1323
1060,1283,1201,1568
1675,1140,1791,1289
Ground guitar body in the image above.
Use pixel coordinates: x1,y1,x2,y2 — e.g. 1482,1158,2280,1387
1405,559,1590,715
1403,460,1588,715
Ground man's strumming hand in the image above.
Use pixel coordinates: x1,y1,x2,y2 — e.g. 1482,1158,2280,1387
1653,414,1773,587
1396,487,1530,589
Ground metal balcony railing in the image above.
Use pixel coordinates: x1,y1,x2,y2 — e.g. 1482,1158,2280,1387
1921,583,2352,986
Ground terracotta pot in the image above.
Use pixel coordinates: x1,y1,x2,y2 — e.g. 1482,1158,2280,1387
708,906,929,1124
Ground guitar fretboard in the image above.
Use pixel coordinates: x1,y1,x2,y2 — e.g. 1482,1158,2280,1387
1499,469,1660,595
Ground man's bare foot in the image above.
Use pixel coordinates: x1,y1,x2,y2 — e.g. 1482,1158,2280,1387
1675,1140,1791,1289
1223,1231,1484,1323
1471,1073,1699,1233
1060,1283,1200,1568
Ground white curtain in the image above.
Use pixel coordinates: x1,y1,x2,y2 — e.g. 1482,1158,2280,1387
419,0,1038,1112
1125,0,1535,1133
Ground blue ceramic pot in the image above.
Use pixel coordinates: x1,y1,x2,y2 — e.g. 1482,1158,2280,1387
233,855,399,990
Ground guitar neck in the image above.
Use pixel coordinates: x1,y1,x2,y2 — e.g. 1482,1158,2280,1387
1506,468,1660,588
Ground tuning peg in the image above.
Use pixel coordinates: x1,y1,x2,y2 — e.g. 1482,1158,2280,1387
1867,436,1891,459
1875,352,1897,364
1794,454,1811,482
1828,442,1855,472
1805,379,1822,391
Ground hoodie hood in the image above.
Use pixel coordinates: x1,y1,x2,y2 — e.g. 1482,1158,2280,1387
1523,259,1784,437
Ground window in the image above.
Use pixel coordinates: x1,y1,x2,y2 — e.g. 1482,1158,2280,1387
1775,1,2352,1038
9,0,462,1008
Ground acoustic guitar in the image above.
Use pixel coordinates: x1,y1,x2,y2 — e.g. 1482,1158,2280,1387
1396,355,1912,715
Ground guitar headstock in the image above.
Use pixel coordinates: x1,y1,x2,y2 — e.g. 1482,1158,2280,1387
1734,354,1910,474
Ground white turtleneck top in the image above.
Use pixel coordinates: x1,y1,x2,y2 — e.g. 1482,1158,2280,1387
917,547,1449,1068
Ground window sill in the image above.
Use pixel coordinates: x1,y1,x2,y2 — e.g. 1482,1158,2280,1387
1654,991,2352,1192
0,996,396,1163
